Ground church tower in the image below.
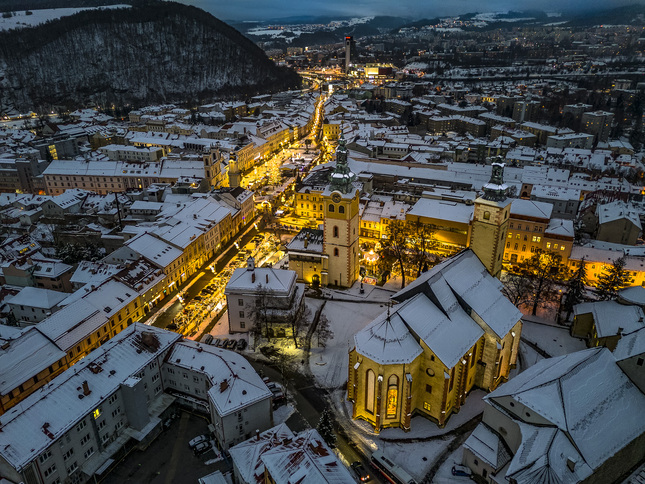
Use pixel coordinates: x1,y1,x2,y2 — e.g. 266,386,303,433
470,161,511,279
322,134,360,287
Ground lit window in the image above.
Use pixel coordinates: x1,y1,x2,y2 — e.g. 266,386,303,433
92,408,100,419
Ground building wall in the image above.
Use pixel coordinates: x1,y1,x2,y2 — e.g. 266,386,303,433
470,198,511,279
597,219,641,246
213,398,273,450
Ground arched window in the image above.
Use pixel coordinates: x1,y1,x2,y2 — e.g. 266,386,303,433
334,248,339,256
328,204,335,212
339,205,345,214
365,370,375,414
483,211,491,220
386,375,398,418
333,226,339,238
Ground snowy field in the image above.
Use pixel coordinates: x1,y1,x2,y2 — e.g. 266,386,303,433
0,5,130,31
309,299,389,388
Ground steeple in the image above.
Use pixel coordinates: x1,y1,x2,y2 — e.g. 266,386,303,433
329,132,356,194
482,159,508,202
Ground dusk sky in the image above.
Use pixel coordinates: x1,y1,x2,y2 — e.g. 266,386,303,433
181,0,645,21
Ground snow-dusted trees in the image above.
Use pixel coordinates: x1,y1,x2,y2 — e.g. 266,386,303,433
596,256,631,300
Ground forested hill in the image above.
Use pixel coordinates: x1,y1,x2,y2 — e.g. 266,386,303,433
0,1,301,111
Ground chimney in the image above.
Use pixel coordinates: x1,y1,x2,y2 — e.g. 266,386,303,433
82,380,91,396
256,429,260,441
566,457,577,472
617,326,624,335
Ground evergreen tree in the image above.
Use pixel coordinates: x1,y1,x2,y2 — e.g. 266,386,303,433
562,257,587,323
596,256,631,300
316,409,336,447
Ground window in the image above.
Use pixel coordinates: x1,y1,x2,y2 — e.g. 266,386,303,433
108,394,118,404
239,311,244,318
333,226,339,238
76,420,86,432
554,244,558,249
334,248,339,257
425,384,432,394
97,420,106,430
238,299,243,306
386,375,398,418
365,370,375,414
328,204,335,212
449,367,455,391
483,211,490,220
80,434,90,445
63,449,74,461
38,450,52,464
93,408,101,419
507,233,512,238
506,242,510,249
240,321,245,329
43,465,57,478
111,407,121,418
83,447,94,459
514,243,518,250
547,242,551,249
560,246,565,251
67,462,78,474
637,358,644,366
339,205,345,214
423,402,431,411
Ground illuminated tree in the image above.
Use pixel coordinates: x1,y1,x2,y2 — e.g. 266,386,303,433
512,250,568,316
379,219,410,289
596,256,631,300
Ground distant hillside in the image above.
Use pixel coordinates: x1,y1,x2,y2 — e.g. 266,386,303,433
0,0,126,12
0,1,300,111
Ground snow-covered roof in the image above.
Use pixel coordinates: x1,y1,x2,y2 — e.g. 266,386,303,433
126,233,182,268
487,347,645,473
225,265,296,297
463,422,511,469
70,261,121,287
619,285,645,307
0,327,65,395
596,200,642,230
408,198,473,225
510,199,553,220
6,286,67,309
0,324,180,470
613,327,645,361
229,423,295,484
260,429,355,484
166,341,271,417
573,301,644,338
545,219,574,238
394,250,522,340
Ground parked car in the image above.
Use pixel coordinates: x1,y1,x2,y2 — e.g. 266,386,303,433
216,338,228,348
199,334,213,345
236,339,248,351
193,296,203,301
451,464,473,478
212,338,221,347
225,339,238,349
193,441,211,455
350,462,371,482
188,435,209,449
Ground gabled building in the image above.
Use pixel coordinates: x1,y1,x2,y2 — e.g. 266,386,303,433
463,348,645,484
348,249,522,432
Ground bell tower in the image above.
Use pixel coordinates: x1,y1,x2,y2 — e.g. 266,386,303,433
470,161,511,279
322,134,360,287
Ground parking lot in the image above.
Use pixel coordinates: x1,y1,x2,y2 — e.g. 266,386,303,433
103,410,230,484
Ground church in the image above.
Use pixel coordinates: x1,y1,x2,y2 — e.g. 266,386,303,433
348,166,523,431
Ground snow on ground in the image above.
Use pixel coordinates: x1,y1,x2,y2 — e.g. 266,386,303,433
521,318,586,358
273,403,296,425
0,5,130,31
519,340,543,368
380,439,449,482
309,299,389,388
432,446,469,484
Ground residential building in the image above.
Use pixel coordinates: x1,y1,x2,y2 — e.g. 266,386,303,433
571,300,645,350
581,110,614,142
224,257,305,335
6,286,67,324
286,228,327,286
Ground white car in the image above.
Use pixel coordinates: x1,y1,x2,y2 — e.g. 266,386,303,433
188,434,209,449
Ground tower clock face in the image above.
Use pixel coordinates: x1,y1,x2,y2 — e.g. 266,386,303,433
331,193,341,203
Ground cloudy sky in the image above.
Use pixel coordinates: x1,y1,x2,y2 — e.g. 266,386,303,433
181,0,644,21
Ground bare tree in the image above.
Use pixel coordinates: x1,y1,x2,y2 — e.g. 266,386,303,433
289,304,310,349
512,250,569,316
502,272,533,308
246,283,276,345
380,219,410,289
315,313,333,347
408,219,437,277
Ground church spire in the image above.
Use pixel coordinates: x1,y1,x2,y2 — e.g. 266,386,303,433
329,131,355,194
482,158,508,202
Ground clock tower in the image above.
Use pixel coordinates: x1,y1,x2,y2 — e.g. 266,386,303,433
470,161,511,279
322,134,360,287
